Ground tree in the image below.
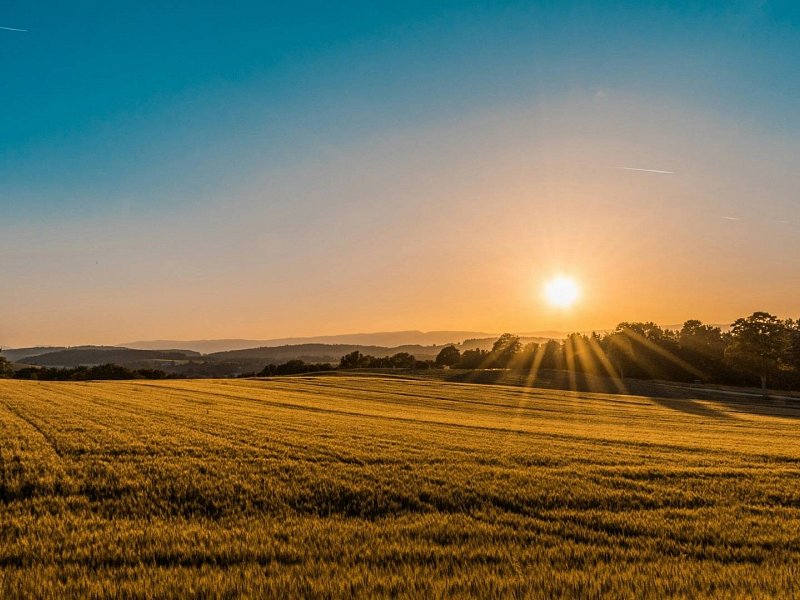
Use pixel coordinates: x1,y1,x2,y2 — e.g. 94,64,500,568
604,331,634,379
607,322,687,380
725,312,791,395
539,339,563,370
614,321,667,342
435,345,461,368
339,351,365,369
680,320,724,353
388,352,416,369
786,318,800,372
678,319,726,379
457,348,489,369
489,334,521,368
0,356,13,378
515,342,539,371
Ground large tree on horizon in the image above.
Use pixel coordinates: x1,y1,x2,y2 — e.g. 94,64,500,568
725,312,791,395
490,334,522,369
435,345,461,368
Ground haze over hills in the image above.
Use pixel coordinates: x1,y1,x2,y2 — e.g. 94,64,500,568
3,324,733,359
120,325,730,354
0,347,68,363
119,331,501,354
19,347,200,369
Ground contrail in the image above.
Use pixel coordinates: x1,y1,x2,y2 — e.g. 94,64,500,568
0,26,27,32
721,216,741,221
619,167,674,174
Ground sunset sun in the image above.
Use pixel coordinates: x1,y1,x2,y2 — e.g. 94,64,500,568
544,276,580,308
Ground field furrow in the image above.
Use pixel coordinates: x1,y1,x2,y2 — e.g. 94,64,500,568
1,376,800,598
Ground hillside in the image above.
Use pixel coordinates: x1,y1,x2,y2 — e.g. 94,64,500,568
207,343,443,362
2,376,799,596
120,330,497,353
22,346,200,368
0,346,68,363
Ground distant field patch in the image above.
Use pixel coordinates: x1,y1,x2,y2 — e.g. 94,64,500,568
2,376,800,597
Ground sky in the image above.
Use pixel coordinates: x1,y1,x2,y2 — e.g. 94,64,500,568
1,1,799,347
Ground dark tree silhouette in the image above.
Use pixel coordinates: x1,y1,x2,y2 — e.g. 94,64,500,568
457,349,489,369
0,356,13,378
435,345,461,368
678,319,726,378
489,334,521,368
787,318,800,372
339,351,365,369
725,312,791,395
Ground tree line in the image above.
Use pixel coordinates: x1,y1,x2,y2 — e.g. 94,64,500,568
248,311,800,392
433,312,800,391
4,364,179,381
253,352,434,377
2,312,797,390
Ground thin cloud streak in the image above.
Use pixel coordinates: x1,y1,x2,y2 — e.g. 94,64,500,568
0,26,28,32
619,167,675,174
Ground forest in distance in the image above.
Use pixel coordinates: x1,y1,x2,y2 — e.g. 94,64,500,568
4,311,800,393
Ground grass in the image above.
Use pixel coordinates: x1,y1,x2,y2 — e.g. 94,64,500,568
2,375,800,598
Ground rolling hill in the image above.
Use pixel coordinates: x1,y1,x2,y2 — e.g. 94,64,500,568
22,346,200,368
1,375,799,596
0,346,68,363
119,330,498,353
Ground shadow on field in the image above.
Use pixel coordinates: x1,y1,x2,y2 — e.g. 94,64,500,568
650,397,734,420
443,369,800,421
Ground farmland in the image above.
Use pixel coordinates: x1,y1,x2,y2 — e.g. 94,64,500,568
2,376,800,598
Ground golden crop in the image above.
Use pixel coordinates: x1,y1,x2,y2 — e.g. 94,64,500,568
2,376,800,598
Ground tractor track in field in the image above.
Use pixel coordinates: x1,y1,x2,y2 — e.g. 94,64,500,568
0,394,65,459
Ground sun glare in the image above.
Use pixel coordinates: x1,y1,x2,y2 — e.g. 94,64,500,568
544,276,580,308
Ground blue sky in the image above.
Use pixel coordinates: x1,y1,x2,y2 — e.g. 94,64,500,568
3,1,797,216
2,1,799,345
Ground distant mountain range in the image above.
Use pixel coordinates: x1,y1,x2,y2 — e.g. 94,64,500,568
0,346,69,363
119,331,502,353
2,325,732,375
0,342,454,376
0,332,553,377
9,346,200,368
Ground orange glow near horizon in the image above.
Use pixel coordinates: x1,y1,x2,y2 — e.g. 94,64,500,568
1,95,798,348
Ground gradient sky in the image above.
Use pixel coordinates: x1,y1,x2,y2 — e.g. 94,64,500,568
2,1,799,347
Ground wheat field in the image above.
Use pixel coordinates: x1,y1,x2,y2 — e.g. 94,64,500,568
2,375,800,598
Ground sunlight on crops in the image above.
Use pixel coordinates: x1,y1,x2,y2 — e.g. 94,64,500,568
2,376,800,597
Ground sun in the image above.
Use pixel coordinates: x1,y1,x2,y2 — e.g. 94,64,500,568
544,276,580,308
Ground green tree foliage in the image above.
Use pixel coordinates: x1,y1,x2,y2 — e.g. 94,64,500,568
438,317,800,391
489,334,522,368
435,345,461,368
677,320,727,379
786,319,800,371
725,312,791,392
603,323,686,380
0,356,14,378
456,349,490,369
679,320,725,359
11,364,172,381
259,360,334,376
338,351,431,370
389,352,416,369
514,342,540,371
339,351,366,369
